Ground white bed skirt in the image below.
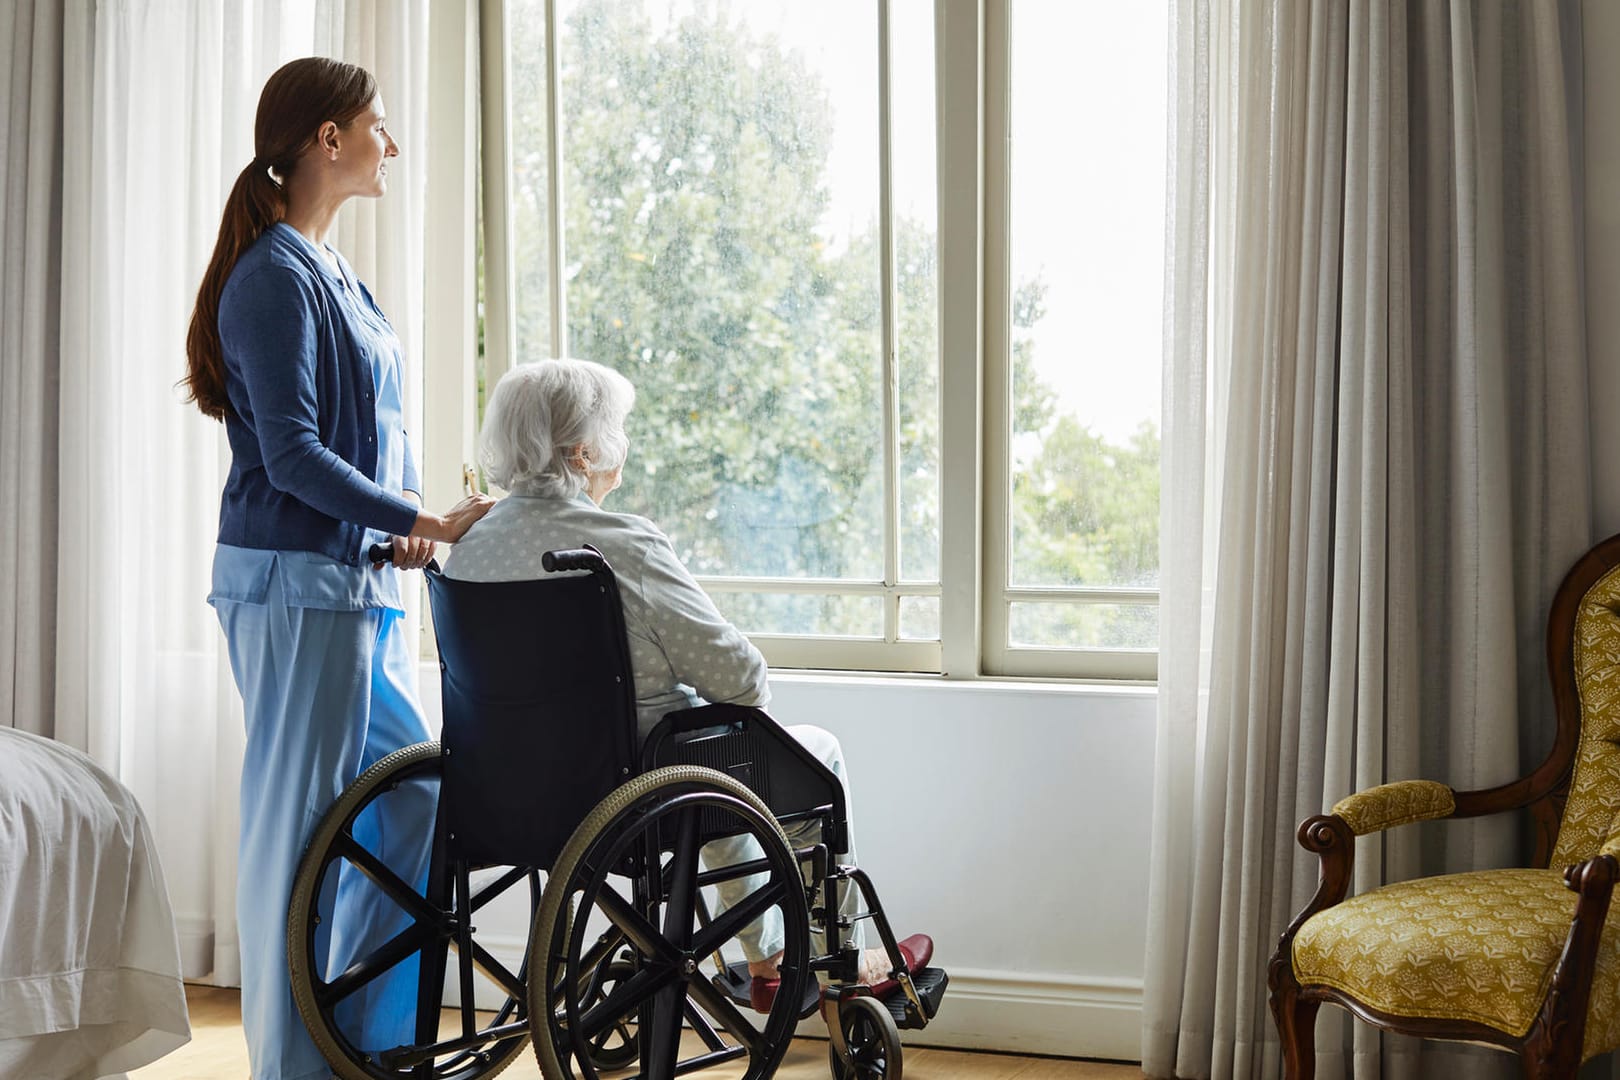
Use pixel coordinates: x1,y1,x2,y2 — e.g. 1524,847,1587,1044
0,730,190,1079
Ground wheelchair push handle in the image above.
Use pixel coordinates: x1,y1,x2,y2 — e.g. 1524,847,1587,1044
366,542,442,574
541,546,612,575
368,542,607,574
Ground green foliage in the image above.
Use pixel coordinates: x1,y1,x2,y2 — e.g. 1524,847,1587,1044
1012,416,1159,589
556,0,881,581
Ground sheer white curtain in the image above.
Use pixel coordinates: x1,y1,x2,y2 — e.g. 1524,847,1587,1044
0,0,63,740
1144,2,1591,1078
53,0,429,986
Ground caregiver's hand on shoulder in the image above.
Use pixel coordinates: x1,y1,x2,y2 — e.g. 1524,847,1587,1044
412,493,496,544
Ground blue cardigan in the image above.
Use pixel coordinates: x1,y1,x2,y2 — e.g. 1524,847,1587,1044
216,223,420,564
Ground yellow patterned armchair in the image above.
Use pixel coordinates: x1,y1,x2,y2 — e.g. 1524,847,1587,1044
1269,536,1620,1078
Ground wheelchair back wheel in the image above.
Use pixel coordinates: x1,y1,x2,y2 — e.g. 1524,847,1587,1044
528,765,813,1080
288,741,537,1080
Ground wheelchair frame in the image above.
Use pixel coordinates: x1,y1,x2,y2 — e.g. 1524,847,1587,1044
286,545,945,1080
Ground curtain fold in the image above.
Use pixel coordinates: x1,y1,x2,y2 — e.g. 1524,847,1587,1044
1144,2,1591,1078
0,0,63,739
50,0,430,986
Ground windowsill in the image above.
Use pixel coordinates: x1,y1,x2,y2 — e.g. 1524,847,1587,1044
766,668,1157,699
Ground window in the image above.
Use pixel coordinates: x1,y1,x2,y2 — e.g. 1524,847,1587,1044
986,0,1166,678
462,0,1165,679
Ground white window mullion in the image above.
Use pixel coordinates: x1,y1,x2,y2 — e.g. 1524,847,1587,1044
425,0,479,510
544,0,567,359
878,0,901,646
981,0,1013,676
479,0,517,389
752,637,941,675
424,0,481,658
936,0,985,679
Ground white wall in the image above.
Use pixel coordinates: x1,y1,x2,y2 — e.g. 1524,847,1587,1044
418,670,1157,1061
768,676,1155,1058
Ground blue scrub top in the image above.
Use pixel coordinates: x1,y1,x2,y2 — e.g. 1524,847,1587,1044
210,228,410,613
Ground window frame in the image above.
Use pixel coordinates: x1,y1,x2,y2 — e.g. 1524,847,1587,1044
426,0,1160,682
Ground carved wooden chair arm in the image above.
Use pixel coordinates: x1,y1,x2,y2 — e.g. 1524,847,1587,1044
1330,780,1457,836
1280,783,1464,946
1279,776,1567,965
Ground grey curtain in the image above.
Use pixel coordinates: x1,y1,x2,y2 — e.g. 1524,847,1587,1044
1144,2,1591,1077
0,0,63,738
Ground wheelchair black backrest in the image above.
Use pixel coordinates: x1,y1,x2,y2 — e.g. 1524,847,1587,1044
425,548,637,869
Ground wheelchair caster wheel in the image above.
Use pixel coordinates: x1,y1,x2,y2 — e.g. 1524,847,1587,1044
579,958,639,1070
828,995,903,1080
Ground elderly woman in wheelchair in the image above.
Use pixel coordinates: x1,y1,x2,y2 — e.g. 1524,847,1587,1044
284,358,946,1080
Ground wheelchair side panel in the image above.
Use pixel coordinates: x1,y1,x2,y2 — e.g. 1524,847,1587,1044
642,704,850,853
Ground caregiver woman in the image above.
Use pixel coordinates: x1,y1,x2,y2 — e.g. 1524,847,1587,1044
182,57,492,1080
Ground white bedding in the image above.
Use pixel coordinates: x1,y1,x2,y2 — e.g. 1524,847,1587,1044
0,729,190,1079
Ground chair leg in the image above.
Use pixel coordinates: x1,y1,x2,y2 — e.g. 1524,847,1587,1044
1519,1042,1580,1080
1269,966,1319,1080
1519,1054,1567,1080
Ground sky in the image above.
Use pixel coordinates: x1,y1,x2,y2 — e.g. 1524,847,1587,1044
749,0,1169,446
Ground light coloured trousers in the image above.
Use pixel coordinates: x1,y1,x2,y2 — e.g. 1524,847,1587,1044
215,573,435,1080
701,724,863,962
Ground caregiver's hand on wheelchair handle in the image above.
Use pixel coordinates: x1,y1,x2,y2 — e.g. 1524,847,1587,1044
372,534,435,571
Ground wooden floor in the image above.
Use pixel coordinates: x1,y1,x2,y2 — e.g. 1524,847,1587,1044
131,985,1144,1079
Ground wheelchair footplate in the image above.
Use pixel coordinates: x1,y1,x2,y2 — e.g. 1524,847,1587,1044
715,957,949,1028
714,959,824,1018
879,965,949,1029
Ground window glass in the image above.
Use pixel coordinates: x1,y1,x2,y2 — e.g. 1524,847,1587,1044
1008,601,1158,651
711,592,884,640
488,0,1168,674
893,0,940,585
899,595,939,642
1007,2,1166,610
550,0,885,591
508,0,553,370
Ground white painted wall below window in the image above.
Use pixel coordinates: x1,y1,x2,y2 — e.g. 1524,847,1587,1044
416,668,1156,1060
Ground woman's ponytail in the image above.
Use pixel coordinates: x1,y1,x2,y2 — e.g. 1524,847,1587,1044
183,159,286,420
182,57,378,421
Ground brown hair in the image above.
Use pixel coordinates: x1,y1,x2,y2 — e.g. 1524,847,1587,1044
184,57,378,420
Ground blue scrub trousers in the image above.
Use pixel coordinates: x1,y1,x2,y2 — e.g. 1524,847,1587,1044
215,568,435,1080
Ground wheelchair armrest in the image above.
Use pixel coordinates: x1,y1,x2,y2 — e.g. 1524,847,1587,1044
660,702,771,733
640,705,757,774
641,704,850,852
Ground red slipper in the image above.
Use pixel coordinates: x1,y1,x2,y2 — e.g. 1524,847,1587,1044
867,933,933,999
749,972,824,1014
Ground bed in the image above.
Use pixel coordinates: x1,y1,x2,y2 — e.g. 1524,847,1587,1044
0,728,190,1079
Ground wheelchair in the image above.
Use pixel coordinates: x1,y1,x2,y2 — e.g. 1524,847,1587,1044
286,545,948,1080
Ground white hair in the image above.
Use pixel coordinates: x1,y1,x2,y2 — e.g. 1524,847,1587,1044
478,358,636,498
